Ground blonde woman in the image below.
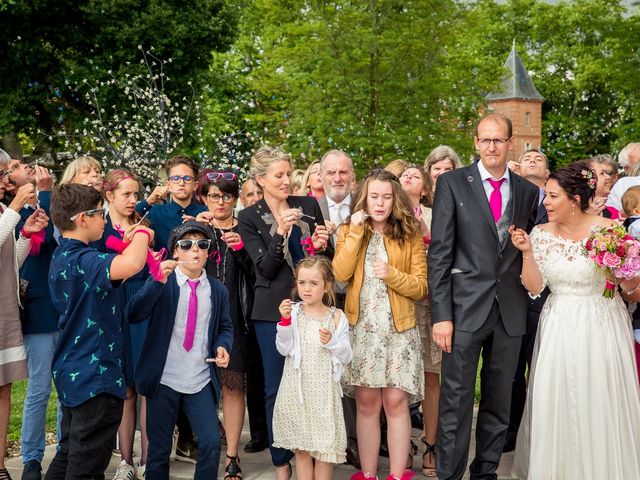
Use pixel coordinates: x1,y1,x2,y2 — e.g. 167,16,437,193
300,160,324,199
238,146,331,480
60,156,103,191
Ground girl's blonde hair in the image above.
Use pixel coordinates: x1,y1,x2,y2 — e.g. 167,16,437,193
289,169,305,194
384,159,408,178
60,156,101,185
300,159,321,196
350,168,420,245
293,256,336,307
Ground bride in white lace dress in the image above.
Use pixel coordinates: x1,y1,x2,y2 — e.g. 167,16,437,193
510,162,640,480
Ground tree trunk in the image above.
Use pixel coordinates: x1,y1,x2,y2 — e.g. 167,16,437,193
2,132,24,160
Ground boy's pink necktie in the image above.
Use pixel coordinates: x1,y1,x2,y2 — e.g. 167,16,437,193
488,178,505,222
183,280,200,351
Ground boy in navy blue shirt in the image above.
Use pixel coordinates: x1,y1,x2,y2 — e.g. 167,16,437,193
135,155,206,460
45,184,154,480
127,221,233,480
136,155,207,251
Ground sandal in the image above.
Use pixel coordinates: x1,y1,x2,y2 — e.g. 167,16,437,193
421,439,437,478
224,455,242,479
0,468,12,480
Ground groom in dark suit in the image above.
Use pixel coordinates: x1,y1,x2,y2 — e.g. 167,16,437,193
428,113,539,480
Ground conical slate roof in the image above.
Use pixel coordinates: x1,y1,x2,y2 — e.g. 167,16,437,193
486,43,544,102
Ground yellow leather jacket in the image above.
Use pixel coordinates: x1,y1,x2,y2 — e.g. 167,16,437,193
333,223,428,332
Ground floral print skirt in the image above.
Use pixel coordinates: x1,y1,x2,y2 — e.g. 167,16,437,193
342,232,424,402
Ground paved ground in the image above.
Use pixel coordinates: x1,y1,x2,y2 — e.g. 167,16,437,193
5,411,516,479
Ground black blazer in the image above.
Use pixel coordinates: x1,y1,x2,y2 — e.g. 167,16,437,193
126,273,233,401
238,196,332,322
427,162,539,336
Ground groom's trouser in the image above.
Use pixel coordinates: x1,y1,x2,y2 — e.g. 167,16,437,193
435,301,523,480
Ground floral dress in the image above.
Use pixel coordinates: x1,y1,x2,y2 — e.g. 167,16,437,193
343,231,424,402
272,307,347,463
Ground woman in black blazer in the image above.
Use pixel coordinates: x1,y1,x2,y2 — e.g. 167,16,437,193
238,146,332,479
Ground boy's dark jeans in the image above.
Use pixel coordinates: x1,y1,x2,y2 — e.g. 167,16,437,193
44,394,123,480
146,383,221,480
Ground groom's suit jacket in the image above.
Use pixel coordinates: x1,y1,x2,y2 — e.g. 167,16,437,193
428,162,539,336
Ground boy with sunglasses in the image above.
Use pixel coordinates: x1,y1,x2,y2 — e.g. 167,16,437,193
126,220,233,480
46,184,154,480
136,155,207,252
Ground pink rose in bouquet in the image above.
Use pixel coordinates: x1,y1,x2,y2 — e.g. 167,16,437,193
583,226,640,298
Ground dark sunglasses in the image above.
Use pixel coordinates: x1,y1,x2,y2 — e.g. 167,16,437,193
69,208,107,221
176,239,211,251
206,172,237,182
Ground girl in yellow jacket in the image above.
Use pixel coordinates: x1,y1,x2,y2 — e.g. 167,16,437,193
333,169,427,480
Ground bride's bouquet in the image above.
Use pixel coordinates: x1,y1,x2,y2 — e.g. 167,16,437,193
583,225,640,298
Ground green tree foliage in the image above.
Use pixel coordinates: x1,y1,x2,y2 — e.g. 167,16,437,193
451,0,640,167
0,0,238,156
208,0,640,170
206,0,499,170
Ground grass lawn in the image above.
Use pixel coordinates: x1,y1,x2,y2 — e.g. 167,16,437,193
9,380,58,442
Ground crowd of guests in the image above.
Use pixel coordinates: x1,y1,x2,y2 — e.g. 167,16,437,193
0,113,638,480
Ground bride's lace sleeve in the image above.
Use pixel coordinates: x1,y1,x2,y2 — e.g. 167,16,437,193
525,226,548,299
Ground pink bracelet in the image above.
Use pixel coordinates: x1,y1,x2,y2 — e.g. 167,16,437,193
278,316,292,326
20,227,33,239
132,230,151,243
230,238,244,251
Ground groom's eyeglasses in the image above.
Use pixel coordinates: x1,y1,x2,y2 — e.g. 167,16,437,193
478,138,510,147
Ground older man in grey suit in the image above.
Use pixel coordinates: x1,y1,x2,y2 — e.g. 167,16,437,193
318,149,359,467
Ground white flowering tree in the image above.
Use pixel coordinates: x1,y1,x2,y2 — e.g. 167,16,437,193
60,47,201,183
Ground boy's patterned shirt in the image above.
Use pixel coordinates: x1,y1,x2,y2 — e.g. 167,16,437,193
48,238,125,407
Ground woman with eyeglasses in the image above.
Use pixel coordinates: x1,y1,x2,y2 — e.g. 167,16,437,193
195,169,255,480
0,153,49,480
588,154,619,219
238,146,332,480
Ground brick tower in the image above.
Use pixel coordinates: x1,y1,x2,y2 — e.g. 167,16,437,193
486,42,544,162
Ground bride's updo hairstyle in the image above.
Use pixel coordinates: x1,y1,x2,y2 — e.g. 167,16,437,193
548,160,597,212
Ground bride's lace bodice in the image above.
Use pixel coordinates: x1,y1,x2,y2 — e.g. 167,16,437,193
530,226,605,297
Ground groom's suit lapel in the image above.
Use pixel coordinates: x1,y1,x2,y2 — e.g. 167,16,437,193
468,162,499,242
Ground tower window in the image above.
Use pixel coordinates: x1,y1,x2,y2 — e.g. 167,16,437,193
525,112,531,127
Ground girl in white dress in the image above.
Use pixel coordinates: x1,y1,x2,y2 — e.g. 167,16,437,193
510,161,640,479
273,256,352,480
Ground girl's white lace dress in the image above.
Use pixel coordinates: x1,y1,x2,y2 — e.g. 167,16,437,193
512,226,640,479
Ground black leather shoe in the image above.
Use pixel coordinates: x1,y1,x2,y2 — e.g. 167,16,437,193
345,445,361,470
244,437,269,453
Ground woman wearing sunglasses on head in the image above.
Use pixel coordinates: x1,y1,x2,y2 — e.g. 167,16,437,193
195,169,255,480
238,146,332,480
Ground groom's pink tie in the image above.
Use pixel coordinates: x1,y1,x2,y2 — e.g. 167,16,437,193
488,178,505,222
183,279,200,351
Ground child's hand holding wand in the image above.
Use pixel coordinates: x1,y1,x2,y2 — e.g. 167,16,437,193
157,260,177,284
206,347,230,368
278,299,293,326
